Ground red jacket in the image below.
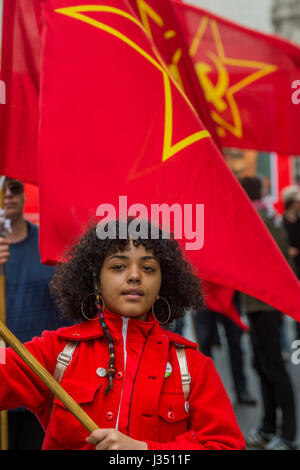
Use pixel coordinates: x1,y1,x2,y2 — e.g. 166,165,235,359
0,310,245,450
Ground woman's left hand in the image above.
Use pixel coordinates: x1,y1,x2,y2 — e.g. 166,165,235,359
86,428,148,450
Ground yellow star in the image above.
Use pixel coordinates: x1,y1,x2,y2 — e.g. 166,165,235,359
189,17,278,138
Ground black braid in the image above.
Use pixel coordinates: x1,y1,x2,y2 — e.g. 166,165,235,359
94,273,116,394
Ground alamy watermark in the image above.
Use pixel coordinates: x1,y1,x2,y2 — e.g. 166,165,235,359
291,80,300,105
96,196,204,250
291,340,300,365
0,80,6,105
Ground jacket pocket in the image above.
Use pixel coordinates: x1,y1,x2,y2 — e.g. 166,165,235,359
49,379,102,449
158,393,190,442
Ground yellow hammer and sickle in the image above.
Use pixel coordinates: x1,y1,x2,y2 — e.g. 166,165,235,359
195,52,229,113
190,17,278,139
55,5,210,162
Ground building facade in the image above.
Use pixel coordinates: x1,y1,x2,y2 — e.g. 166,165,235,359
272,0,300,45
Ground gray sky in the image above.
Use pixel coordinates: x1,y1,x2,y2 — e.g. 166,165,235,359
184,0,274,34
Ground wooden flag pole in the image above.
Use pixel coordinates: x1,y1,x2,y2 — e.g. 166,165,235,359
0,176,8,450
0,319,99,435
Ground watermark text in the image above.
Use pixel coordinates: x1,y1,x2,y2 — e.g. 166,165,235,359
291,339,300,365
0,80,6,105
291,80,300,105
96,196,204,250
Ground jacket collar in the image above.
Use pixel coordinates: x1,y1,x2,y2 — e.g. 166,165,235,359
57,309,156,341
57,317,104,341
57,309,198,349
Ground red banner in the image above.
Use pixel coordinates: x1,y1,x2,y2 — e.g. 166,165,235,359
203,283,248,331
35,0,300,324
174,1,300,155
24,183,39,225
0,0,40,184
128,0,220,145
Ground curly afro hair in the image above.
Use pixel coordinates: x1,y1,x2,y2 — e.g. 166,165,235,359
50,218,204,324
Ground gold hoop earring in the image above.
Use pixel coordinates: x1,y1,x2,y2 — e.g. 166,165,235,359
152,296,171,325
81,293,105,321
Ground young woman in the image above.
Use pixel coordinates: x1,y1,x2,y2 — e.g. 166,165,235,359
0,219,245,450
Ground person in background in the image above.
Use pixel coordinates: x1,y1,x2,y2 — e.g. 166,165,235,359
281,185,300,340
240,176,297,451
171,316,185,336
0,178,72,450
195,292,256,406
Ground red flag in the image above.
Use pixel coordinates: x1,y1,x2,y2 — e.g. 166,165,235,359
0,0,40,184
128,0,221,146
202,282,248,331
174,1,300,155
272,154,294,215
35,0,300,324
24,183,39,225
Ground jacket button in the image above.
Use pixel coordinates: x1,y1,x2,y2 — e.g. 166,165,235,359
167,411,175,420
96,368,106,377
115,371,123,379
106,411,114,421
